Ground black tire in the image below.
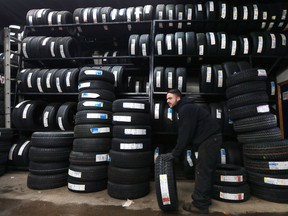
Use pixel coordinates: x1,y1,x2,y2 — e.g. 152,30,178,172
222,62,240,78
79,89,115,102
250,184,288,203
69,151,108,166
0,128,14,141
229,103,270,121
108,166,150,184
243,140,288,160
77,100,112,111
9,140,31,167
111,138,151,152
200,65,214,93
73,138,111,152
244,157,288,174
75,110,112,125
113,125,152,139
222,141,243,166
29,161,69,175
213,184,250,203
29,146,71,162
213,64,226,93
139,34,150,56
155,34,165,55
226,81,267,99
227,91,269,109
78,80,114,92
215,164,247,186
78,67,115,84
155,155,178,211
42,103,62,129
165,34,175,55
107,181,149,200
112,99,149,113
68,178,107,193
109,150,152,168
248,171,288,189
112,112,150,125
226,68,267,88
233,114,277,133
175,67,187,92
62,68,79,93
56,102,77,131
68,164,108,181
27,173,68,190
185,32,197,55
31,131,74,148
209,103,224,131
128,34,140,56
74,124,112,138
196,33,206,56
237,128,281,144
0,141,11,152
0,152,8,164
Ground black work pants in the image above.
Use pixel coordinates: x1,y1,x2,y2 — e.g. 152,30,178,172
192,133,222,210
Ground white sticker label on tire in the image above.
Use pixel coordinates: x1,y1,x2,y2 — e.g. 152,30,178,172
22,104,31,119
243,38,249,54
187,150,193,167
135,81,140,93
206,67,212,83
84,70,103,76
123,103,145,110
9,144,17,160
142,43,147,56
28,15,33,25
220,148,226,164
178,76,183,91
281,9,287,20
120,143,143,150
157,41,162,55
156,71,161,88
56,77,62,92
167,108,173,121
66,72,71,87
113,115,131,122
187,8,192,25
159,11,163,28
178,38,183,55
48,12,53,25
83,8,89,22
233,7,238,20
27,73,33,88
96,154,108,162
199,45,204,55
78,82,90,89
271,82,276,96
81,93,100,99
92,9,98,23
221,4,226,19
87,113,108,119
262,11,267,20
177,12,183,29
243,6,248,20
131,39,136,55
37,77,43,92
257,69,267,77
210,33,216,45
220,192,244,200
58,117,65,131
68,183,85,191
216,109,222,119
220,175,243,183
60,44,66,58
253,4,259,20
221,34,226,49
280,34,286,46
270,34,276,49
264,177,288,186
46,73,52,88
269,162,288,170
16,101,28,109
83,101,103,107
124,129,146,135
68,169,82,178
154,103,160,120
90,127,110,134
218,70,223,88
166,35,172,51
197,4,203,11
50,41,55,57
168,72,173,89
43,111,50,127
257,105,270,113
231,41,237,56
209,1,214,12
257,36,264,53
18,141,30,156
159,174,171,205
42,37,50,46
168,10,173,27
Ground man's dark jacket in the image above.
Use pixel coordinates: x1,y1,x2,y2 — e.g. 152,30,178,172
172,97,221,157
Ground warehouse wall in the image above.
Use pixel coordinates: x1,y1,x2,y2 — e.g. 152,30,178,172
277,67,288,84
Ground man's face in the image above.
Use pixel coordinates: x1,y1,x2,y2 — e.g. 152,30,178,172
166,93,180,108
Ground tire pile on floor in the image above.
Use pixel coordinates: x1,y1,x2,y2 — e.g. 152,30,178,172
27,132,73,190
108,99,153,199
8,138,31,170
226,68,288,203
68,67,115,193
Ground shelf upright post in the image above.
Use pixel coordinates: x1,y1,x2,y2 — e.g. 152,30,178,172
3,28,11,128
149,20,156,115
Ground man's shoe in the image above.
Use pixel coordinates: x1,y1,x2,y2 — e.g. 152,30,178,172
183,202,209,214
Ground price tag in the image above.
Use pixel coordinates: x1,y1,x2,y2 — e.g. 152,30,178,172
178,38,183,55
210,33,216,45
9,144,17,160
113,115,132,122
253,4,259,20
56,77,62,92
178,76,183,91
199,45,204,56
83,101,103,107
123,103,145,110
131,39,136,55
257,69,267,77
154,103,160,120
90,127,110,134
159,174,171,205
22,104,31,119
66,71,71,87
257,36,264,53
96,154,108,162
257,105,270,113
221,34,226,49
220,192,244,201
270,34,276,49
243,38,249,54
120,143,143,150
88,113,108,119
58,117,65,131
243,6,248,20
68,183,85,191
43,111,49,127
269,161,288,170
81,93,100,99
18,141,30,156
221,3,227,19
264,177,288,186
68,169,82,178
206,67,212,83
220,175,243,183
157,41,162,55
218,70,223,87
168,72,173,88
231,40,237,56
124,129,146,135
142,43,147,56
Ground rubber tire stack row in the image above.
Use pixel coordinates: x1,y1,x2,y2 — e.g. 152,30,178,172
68,67,115,193
0,129,14,176
8,139,31,170
213,164,250,203
27,132,73,190
226,68,288,203
108,99,152,199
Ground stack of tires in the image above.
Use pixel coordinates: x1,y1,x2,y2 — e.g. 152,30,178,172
226,68,288,203
108,99,153,199
27,132,73,190
0,129,13,176
68,67,115,193
213,164,250,203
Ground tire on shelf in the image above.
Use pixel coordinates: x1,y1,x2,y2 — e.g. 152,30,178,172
42,103,62,129
56,102,77,131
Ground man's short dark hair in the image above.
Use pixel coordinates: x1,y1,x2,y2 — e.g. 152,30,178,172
167,89,182,98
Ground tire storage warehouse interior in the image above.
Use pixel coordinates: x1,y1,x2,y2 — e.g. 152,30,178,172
0,0,288,215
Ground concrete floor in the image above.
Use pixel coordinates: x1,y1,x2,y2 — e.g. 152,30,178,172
0,171,288,216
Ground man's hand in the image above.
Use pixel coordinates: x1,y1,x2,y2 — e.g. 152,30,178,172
161,153,175,161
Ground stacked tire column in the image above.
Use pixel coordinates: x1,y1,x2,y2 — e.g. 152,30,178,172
108,99,153,199
226,68,288,203
68,67,115,193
